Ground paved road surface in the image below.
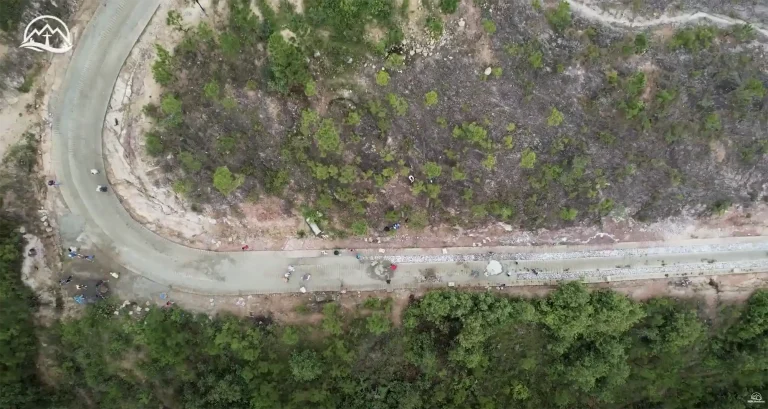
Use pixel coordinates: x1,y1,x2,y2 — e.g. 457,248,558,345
51,0,768,295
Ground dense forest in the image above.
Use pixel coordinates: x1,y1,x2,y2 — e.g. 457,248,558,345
1,209,767,409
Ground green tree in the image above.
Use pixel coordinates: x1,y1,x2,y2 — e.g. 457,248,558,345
289,350,323,382
315,119,341,156
439,0,458,13
152,44,174,85
267,33,310,93
520,148,537,169
213,166,244,196
547,107,564,126
546,1,571,32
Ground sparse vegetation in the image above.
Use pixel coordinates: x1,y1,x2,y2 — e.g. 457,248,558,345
140,0,768,232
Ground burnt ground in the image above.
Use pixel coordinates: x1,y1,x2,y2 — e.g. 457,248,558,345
141,0,768,239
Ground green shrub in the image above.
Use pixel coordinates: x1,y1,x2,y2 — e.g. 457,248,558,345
452,122,492,150
304,79,317,97
703,112,722,133
385,54,405,69
711,200,731,216
730,24,756,42
172,179,194,196
559,207,578,221
451,167,467,181
387,93,408,116
634,33,649,54
376,70,391,86
366,311,391,335
546,1,571,33
423,162,442,179
179,151,202,172
216,136,237,154
520,148,536,169
491,67,503,78
669,26,716,52
424,91,438,107
426,16,443,38
213,166,244,196
219,32,241,57
346,111,361,126
145,133,164,156
203,80,220,100
351,221,368,235
482,154,496,170
482,19,497,35
439,0,458,14
547,107,564,127
528,50,544,69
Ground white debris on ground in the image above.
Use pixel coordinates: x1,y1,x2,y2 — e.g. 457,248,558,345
485,260,503,276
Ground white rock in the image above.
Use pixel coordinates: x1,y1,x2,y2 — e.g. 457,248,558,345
484,67,492,76
458,19,466,28
379,248,386,253
442,248,448,254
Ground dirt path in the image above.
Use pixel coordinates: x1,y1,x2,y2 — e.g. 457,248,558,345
568,0,768,38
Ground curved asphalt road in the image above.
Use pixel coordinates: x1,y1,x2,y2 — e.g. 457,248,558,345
52,0,768,295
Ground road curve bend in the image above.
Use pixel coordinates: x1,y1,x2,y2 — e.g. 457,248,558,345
52,0,768,296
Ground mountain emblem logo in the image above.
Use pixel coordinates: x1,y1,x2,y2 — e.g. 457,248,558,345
20,16,72,54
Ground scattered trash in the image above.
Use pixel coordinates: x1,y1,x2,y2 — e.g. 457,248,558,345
47,180,61,187
59,275,72,285
75,284,87,289
145,301,151,306
333,250,340,256
235,297,246,307
299,286,307,293
448,281,455,287
96,185,108,192
160,292,168,300
378,248,385,253
110,272,120,279
27,248,37,257
305,218,323,236
408,175,415,183
90,169,99,175
302,274,311,281
287,265,295,273
390,264,398,271
74,295,86,304
355,253,362,260
392,223,401,230
442,248,448,254
320,250,328,255
113,310,119,315
241,245,250,251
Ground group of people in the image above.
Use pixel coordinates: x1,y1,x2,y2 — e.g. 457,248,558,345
47,169,109,192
